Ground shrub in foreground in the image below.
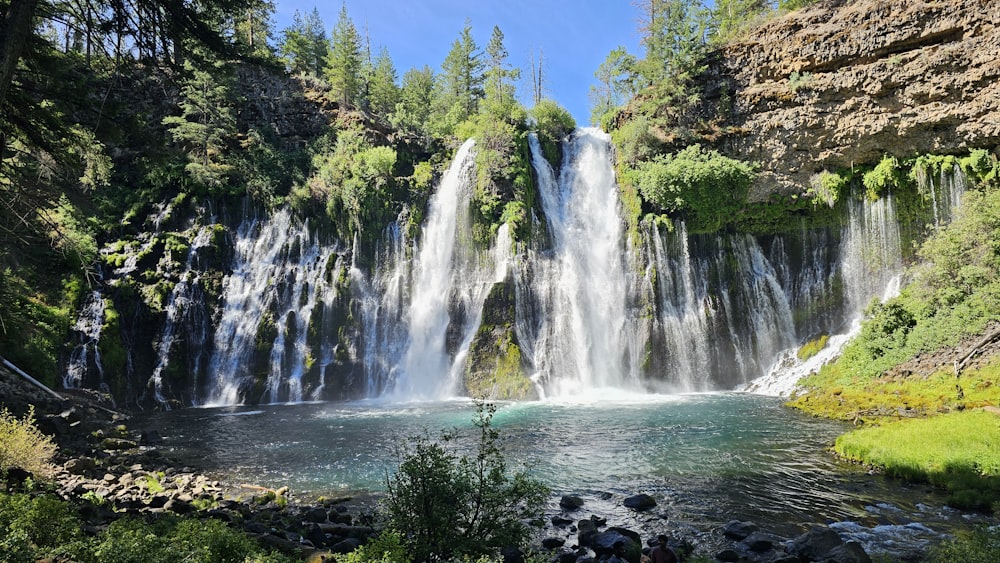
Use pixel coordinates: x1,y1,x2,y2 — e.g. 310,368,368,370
0,406,56,479
383,401,548,562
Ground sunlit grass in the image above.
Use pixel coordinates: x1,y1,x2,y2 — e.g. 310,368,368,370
834,410,1000,510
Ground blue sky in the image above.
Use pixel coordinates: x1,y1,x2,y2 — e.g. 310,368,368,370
272,1,644,125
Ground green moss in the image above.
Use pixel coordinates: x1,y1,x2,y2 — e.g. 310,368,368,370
464,282,537,400
796,334,829,361
862,155,907,200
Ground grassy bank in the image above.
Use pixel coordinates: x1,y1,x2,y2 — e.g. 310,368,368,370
791,359,1000,511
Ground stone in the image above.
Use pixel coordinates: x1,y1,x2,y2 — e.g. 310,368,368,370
541,537,566,549
622,493,656,511
577,519,599,547
140,430,163,444
304,507,329,523
64,457,97,475
716,548,740,562
501,546,525,563
163,498,194,514
822,541,872,563
787,526,844,561
743,531,778,552
330,537,363,554
560,494,585,510
551,515,573,527
723,520,760,540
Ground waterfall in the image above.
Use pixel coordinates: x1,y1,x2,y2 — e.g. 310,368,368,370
390,139,512,400
204,209,334,406
522,129,634,396
147,226,213,405
65,290,106,389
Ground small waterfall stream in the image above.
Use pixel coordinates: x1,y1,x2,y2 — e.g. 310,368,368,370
65,290,106,389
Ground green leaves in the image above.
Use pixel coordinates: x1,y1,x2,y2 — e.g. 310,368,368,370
383,401,548,562
635,144,756,232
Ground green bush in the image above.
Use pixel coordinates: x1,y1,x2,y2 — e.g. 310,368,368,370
341,531,409,563
0,493,83,562
635,144,756,232
796,334,829,360
0,406,56,480
383,401,548,562
862,155,906,200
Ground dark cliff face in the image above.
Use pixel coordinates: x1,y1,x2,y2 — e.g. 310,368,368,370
713,0,1000,197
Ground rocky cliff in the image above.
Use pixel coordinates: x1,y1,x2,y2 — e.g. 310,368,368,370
717,0,1000,196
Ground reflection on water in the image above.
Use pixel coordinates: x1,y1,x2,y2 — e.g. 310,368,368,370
137,393,973,541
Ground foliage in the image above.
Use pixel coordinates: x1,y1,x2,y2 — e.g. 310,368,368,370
430,21,485,137
711,0,770,42
778,0,819,11
960,149,1000,188
341,531,409,563
0,493,82,561
325,5,364,108
162,59,237,190
589,46,638,126
808,170,850,207
368,47,401,117
392,66,436,134
787,71,812,93
634,144,756,232
279,8,328,75
862,155,906,200
796,334,829,361
0,406,57,480
529,99,575,168
383,401,549,562
929,526,1000,563
834,411,1000,510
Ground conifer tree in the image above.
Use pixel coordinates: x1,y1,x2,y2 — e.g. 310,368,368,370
437,20,484,122
324,4,363,108
483,25,519,120
368,46,400,117
393,65,435,134
233,0,276,58
589,46,637,125
711,0,768,41
279,8,328,75
162,60,237,189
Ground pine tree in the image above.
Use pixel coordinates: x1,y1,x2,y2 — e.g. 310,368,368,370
162,60,237,189
589,46,637,125
437,20,484,122
712,0,769,41
368,46,400,117
393,65,435,134
233,0,276,58
637,0,707,84
279,8,328,74
324,4,363,108
483,26,519,120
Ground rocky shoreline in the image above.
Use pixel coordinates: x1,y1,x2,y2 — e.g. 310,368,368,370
0,364,973,562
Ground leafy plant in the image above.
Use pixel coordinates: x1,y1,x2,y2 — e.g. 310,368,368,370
383,401,548,562
862,155,906,200
0,406,56,480
930,526,1000,562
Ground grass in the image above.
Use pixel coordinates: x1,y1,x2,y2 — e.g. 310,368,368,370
789,359,1000,424
834,410,1000,510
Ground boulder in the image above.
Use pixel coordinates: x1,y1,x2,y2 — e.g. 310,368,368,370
577,518,599,546
501,546,525,563
330,537,363,554
823,541,871,563
716,548,740,562
140,429,163,444
64,457,97,475
722,520,760,540
743,531,778,552
787,526,844,561
303,507,329,523
542,537,566,549
622,493,656,511
560,494,585,510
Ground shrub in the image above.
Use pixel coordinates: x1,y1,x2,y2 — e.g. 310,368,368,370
796,334,829,360
0,493,82,561
341,531,409,563
0,406,57,480
383,401,548,561
862,155,906,200
635,144,756,232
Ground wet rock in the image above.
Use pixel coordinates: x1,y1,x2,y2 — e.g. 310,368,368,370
591,528,641,557
330,537,363,554
551,515,573,527
716,548,740,562
244,521,271,534
743,531,779,552
623,493,656,511
787,526,844,561
723,520,760,540
304,524,327,547
501,546,525,563
140,429,163,444
560,494,585,510
577,519,599,546
100,438,137,451
303,506,329,523
542,537,566,549
824,541,871,563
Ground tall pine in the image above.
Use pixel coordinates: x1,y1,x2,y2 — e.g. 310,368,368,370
280,8,328,75
324,4,363,108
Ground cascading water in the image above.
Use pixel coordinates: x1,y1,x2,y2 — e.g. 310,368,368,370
147,226,213,405
521,130,634,396
65,290,106,389
204,209,335,406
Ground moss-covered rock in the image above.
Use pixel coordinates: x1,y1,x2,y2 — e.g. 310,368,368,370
464,280,537,400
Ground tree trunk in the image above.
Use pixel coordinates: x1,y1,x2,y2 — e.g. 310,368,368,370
0,0,40,108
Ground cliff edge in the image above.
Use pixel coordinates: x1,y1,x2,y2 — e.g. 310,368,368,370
717,0,1000,196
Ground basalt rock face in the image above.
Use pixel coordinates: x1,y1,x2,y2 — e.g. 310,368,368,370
716,0,1000,197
